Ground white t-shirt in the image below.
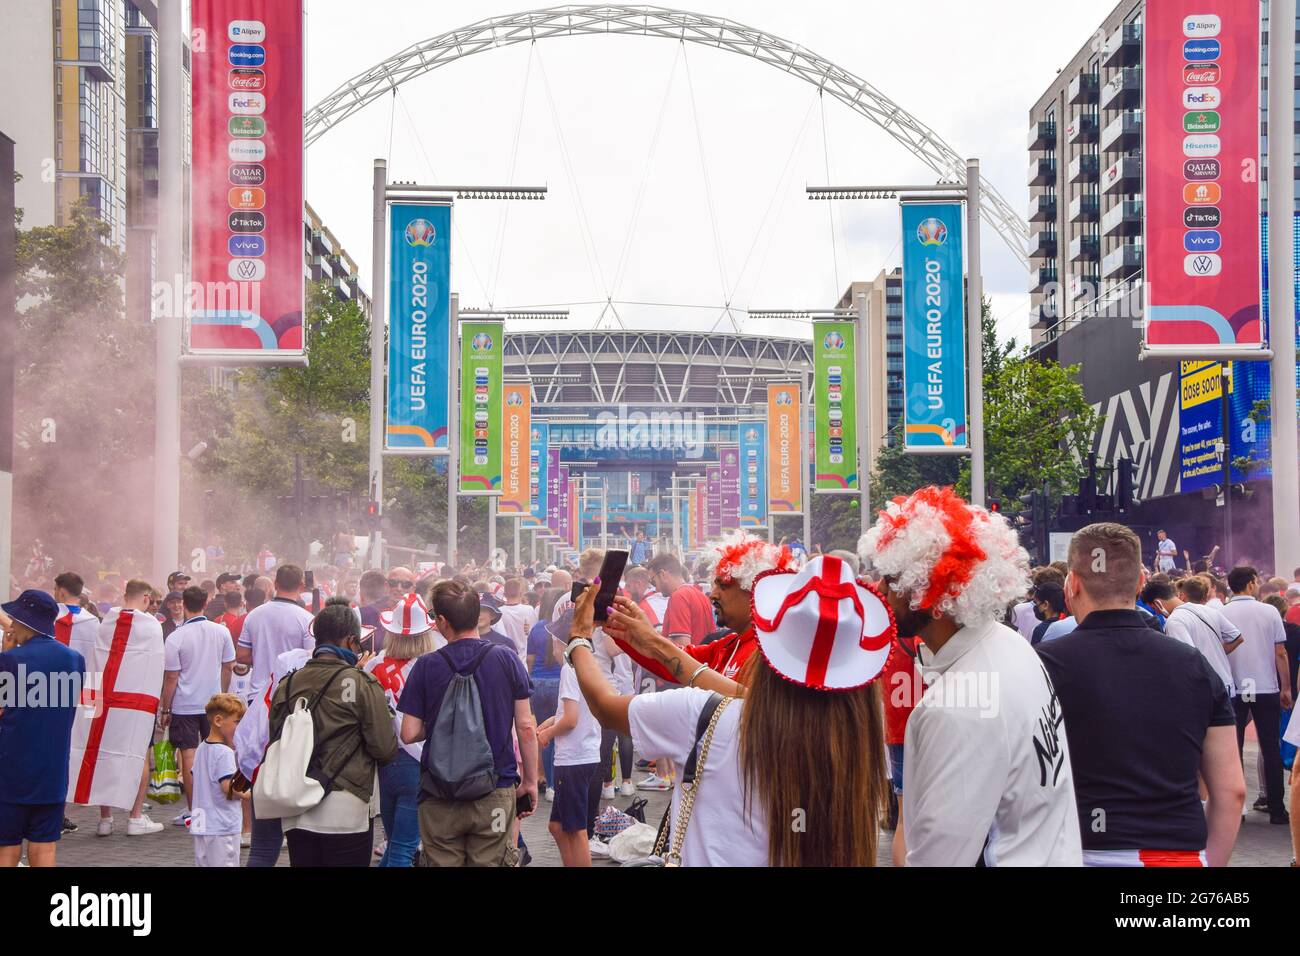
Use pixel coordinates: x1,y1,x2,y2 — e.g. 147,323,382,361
234,647,312,779
628,686,766,867
498,603,538,659
1220,596,1287,695
1164,603,1239,696
1156,538,1177,570
237,598,314,695
189,740,241,836
553,663,602,766
1011,601,1038,640
903,619,1083,867
164,617,236,715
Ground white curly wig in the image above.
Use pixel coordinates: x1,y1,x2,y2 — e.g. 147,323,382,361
857,486,1029,628
708,530,797,592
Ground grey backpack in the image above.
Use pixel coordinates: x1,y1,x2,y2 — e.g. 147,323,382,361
420,642,498,801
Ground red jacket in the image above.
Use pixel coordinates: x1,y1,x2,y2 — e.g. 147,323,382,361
614,626,758,686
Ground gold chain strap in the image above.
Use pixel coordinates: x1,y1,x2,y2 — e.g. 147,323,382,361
659,696,732,867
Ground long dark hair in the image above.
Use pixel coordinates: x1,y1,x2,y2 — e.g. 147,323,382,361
737,653,888,866
538,587,564,668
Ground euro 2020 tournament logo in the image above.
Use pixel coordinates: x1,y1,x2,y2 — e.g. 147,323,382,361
744,428,758,442
472,331,494,352
405,218,436,247
822,330,845,351
916,217,948,247
506,391,523,407
775,391,793,406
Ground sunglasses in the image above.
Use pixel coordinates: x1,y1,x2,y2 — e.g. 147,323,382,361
388,578,414,588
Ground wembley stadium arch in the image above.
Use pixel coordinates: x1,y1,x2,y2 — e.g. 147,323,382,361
307,5,1026,556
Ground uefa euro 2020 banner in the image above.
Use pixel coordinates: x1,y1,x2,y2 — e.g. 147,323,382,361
766,383,803,514
738,421,767,528
1143,1,1262,351
500,384,531,515
901,202,967,450
813,320,859,491
387,202,450,452
189,0,304,356
459,320,503,495
526,421,549,529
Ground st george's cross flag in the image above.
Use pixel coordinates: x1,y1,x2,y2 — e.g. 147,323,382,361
67,608,165,808
54,603,100,677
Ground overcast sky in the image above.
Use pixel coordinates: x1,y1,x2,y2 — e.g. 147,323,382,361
303,0,1117,345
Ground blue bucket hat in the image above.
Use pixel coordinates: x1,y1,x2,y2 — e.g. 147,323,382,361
2,589,59,638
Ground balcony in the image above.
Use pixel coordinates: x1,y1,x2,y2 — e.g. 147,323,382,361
1101,109,1142,153
1067,72,1100,105
1101,199,1143,237
1029,228,1058,259
1101,241,1143,279
1102,23,1142,69
1029,194,1057,222
1028,120,1057,150
1100,67,1142,111
1068,194,1100,222
1068,153,1100,184
1102,156,1141,194
1031,264,1058,293
1028,157,1057,187
1032,299,1061,328
1066,113,1098,145
1069,234,1100,262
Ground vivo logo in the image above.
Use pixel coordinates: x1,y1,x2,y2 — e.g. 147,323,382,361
228,92,266,115
227,140,266,162
228,235,266,258
1184,253,1222,276
227,44,266,67
1183,15,1221,38
1183,134,1221,157
1183,230,1222,252
227,20,266,43
228,258,267,282
1183,38,1221,61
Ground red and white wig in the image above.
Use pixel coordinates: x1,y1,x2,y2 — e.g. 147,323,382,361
857,486,1029,628
709,530,797,593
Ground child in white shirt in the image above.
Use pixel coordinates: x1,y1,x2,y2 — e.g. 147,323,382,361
537,652,604,866
190,693,249,867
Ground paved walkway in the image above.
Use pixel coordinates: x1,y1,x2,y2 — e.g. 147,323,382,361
52,743,1292,867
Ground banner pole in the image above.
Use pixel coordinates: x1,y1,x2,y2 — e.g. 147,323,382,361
1268,0,1299,575
966,158,986,508
488,495,497,566
369,159,387,568
856,290,872,537
448,293,459,569
802,369,812,551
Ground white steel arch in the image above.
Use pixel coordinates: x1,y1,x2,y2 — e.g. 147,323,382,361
306,4,1030,265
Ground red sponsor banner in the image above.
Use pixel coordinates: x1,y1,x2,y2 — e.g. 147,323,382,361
1144,0,1262,349
190,1,305,354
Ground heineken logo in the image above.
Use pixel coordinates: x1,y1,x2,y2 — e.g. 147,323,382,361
1183,110,1220,133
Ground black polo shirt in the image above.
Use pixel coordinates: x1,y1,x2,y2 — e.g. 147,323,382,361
1037,608,1235,852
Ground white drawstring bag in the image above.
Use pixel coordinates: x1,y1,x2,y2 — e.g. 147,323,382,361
252,696,324,819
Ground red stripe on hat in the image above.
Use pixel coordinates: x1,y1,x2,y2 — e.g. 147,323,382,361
803,556,841,687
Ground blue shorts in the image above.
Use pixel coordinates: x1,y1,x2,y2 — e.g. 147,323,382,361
549,762,600,834
0,801,64,846
887,743,905,795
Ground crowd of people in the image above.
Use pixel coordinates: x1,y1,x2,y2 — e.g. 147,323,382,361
1,488,1297,867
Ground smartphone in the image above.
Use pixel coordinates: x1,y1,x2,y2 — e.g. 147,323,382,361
592,550,629,623
304,570,315,590
516,792,535,816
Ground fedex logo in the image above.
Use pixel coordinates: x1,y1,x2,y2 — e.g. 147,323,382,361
1182,87,1220,109
228,92,266,115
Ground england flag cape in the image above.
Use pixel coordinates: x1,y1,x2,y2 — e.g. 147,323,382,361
67,608,165,808
54,604,100,676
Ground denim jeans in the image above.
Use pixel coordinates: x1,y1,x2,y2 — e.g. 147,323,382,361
531,675,560,787
378,751,421,868
245,799,283,868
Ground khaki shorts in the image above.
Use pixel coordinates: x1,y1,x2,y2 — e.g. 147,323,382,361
418,786,519,867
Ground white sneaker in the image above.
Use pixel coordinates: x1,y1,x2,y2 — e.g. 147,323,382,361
239,831,251,848
127,815,163,836
545,788,555,802
588,837,611,859
171,812,191,827
619,780,636,798
600,783,616,801
96,817,114,837
636,774,672,791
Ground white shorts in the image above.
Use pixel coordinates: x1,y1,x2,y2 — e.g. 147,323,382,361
193,833,241,868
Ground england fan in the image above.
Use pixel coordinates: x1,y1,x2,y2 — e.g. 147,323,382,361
859,486,1082,866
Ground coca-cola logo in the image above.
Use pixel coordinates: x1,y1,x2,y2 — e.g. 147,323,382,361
228,68,266,91
1183,63,1220,85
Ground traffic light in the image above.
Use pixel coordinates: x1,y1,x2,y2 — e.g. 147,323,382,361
1017,490,1047,564
987,499,1001,514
